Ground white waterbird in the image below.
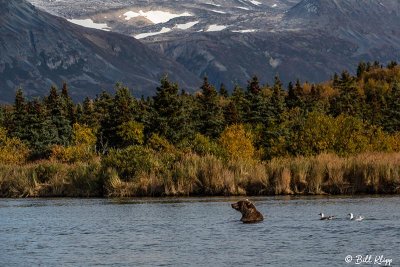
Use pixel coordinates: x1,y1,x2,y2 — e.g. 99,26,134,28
319,213,334,220
348,213,364,221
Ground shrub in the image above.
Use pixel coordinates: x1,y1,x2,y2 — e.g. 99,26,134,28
0,127,29,164
50,124,97,163
191,133,224,157
102,145,160,181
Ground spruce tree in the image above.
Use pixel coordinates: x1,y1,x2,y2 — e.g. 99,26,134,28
383,82,400,133
244,75,269,125
79,97,97,128
357,61,367,79
330,71,364,118
61,82,76,124
12,88,27,139
94,91,113,153
99,84,137,148
45,86,72,146
387,61,398,69
286,81,305,110
270,76,286,122
219,83,229,97
196,77,224,138
25,99,58,159
224,101,240,126
261,76,288,159
231,85,246,122
151,76,195,143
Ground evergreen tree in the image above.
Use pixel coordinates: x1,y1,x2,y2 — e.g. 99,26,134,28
137,96,153,135
260,76,288,159
99,84,137,149
304,84,328,113
60,82,76,124
330,70,364,118
25,99,58,159
219,83,229,97
45,86,72,146
94,91,113,124
12,88,27,139
332,72,340,87
270,76,286,122
196,77,224,138
373,61,381,69
387,61,398,69
383,82,400,133
94,91,113,153
78,97,97,128
179,90,198,141
286,81,305,110
223,101,241,126
231,85,246,122
150,77,195,143
244,76,269,125
357,61,367,79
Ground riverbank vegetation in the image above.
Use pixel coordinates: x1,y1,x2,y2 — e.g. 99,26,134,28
1,61,400,197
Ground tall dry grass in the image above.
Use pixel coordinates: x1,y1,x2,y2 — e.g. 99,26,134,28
0,160,103,198
1,152,400,198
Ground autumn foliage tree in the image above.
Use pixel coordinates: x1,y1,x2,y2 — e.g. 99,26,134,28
219,124,255,161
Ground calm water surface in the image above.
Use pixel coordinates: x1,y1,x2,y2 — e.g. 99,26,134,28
0,196,399,267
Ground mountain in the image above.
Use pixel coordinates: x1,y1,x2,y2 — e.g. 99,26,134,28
0,0,200,102
12,0,400,94
26,0,400,89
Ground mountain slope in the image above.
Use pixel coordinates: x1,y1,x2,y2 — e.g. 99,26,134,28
26,0,400,88
0,0,200,102
145,0,400,86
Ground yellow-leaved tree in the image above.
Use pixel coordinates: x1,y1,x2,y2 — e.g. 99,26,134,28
0,127,29,164
117,120,144,146
219,124,255,161
51,123,97,163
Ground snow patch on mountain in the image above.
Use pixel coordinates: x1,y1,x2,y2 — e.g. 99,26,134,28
175,21,199,30
248,0,262,6
232,29,257,33
68,18,110,31
206,24,228,31
235,6,250,10
134,27,171,39
123,10,192,24
210,9,227,14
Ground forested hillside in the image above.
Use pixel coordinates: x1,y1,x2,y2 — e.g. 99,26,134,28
1,61,400,197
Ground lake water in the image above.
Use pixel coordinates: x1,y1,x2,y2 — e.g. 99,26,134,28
1,196,399,267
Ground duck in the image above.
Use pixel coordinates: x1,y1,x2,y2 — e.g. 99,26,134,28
319,213,334,220
348,213,364,221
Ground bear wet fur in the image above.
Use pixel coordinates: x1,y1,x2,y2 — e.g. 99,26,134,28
231,199,264,223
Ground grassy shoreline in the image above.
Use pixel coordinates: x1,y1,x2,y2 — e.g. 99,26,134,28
1,152,400,198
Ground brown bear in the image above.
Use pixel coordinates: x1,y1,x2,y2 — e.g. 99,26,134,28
231,199,264,223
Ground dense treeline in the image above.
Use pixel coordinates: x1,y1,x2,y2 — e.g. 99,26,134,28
1,61,400,197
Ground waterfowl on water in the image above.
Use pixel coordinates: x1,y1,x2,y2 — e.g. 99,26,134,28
348,213,364,221
318,213,334,220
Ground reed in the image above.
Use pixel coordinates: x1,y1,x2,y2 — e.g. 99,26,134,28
267,158,293,195
0,161,103,198
1,152,400,197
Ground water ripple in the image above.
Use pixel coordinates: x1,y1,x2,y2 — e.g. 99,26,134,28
0,196,399,266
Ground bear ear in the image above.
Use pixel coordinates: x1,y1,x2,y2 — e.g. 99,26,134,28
246,201,253,208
